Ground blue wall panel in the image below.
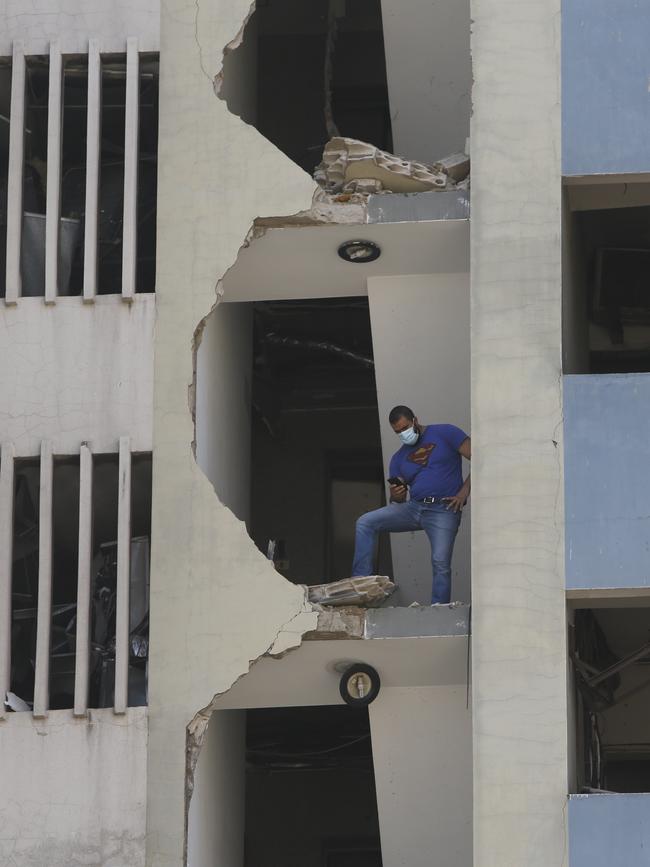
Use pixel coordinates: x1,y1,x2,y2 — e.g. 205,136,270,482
569,794,650,866
564,373,650,591
563,0,650,176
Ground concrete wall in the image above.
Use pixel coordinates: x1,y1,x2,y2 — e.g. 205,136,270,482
380,0,470,161
368,273,470,604
196,302,253,523
0,296,154,456
369,685,472,867
563,0,650,176
0,708,147,866
149,1,319,864
569,794,650,867
564,374,650,592
0,0,159,54
471,1,568,866
187,710,245,867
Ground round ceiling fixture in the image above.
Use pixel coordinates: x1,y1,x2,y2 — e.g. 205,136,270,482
337,239,381,264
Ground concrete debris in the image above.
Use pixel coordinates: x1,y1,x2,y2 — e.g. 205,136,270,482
307,575,395,607
315,137,469,195
433,152,471,182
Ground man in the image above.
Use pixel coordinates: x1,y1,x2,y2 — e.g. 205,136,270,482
351,405,471,604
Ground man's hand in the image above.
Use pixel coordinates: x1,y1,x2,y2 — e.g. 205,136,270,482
390,483,407,503
442,493,466,513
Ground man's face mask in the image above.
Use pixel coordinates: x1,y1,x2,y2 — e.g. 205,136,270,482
399,425,419,446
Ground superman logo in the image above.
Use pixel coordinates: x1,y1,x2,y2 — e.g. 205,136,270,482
407,443,436,466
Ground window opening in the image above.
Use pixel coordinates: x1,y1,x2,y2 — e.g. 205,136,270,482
89,452,152,708
571,606,650,793
563,188,650,373
48,456,81,709
0,59,11,298
97,54,126,294
136,55,159,293
20,56,49,297
10,459,40,705
60,55,88,296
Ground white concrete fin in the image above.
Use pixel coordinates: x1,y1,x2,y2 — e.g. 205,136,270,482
45,41,63,303
121,39,139,301
33,441,54,718
0,443,16,718
5,43,26,305
114,436,132,713
73,444,93,716
83,40,102,302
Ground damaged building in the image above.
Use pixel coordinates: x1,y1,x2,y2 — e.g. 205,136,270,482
0,0,649,866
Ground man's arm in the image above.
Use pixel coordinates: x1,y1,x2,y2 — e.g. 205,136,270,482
443,436,471,513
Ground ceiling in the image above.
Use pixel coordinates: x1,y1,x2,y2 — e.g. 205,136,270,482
222,219,469,303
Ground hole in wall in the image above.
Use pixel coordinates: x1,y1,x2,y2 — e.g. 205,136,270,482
194,296,389,588
219,0,393,174
187,705,383,867
571,606,650,793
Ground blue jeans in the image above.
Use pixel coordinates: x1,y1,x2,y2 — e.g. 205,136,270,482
351,500,461,604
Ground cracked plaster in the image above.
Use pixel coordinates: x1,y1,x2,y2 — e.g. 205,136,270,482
148,1,318,864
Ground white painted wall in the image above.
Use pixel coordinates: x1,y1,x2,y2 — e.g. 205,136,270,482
471,0,567,865
380,0,471,162
0,0,159,54
187,710,245,867
0,295,154,456
0,707,147,866
368,273,470,604
369,685,472,867
196,302,253,523
149,1,318,863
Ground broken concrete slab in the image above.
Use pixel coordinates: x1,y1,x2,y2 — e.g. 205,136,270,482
307,575,395,607
367,189,470,224
315,137,451,194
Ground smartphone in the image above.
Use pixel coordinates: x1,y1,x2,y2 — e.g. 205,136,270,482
387,477,406,487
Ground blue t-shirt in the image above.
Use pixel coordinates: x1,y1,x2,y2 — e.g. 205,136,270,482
389,424,468,501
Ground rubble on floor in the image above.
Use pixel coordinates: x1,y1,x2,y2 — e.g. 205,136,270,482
315,137,470,195
307,575,395,607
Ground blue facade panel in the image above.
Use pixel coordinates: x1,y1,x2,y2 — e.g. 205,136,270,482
564,373,650,591
569,794,650,866
563,0,650,176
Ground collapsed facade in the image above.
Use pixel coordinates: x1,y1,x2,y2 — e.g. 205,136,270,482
0,0,649,865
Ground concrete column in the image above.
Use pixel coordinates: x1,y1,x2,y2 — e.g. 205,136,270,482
369,685,472,867
368,273,470,604
470,0,567,865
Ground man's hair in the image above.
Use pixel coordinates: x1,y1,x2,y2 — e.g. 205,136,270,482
389,405,415,424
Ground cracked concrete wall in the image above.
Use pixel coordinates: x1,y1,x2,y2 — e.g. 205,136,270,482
0,708,147,867
0,296,154,456
148,1,318,864
0,0,159,54
470,0,568,865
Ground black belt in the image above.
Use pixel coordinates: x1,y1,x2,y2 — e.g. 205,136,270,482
416,496,446,504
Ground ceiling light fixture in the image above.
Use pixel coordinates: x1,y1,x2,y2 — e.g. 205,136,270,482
337,239,381,264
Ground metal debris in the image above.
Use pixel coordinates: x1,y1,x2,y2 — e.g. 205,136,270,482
307,575,395,607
